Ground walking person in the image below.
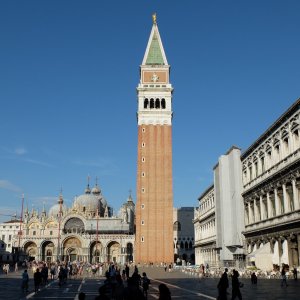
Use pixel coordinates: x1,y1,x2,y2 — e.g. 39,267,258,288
217,268,229,300
158,283,171,300
34,268,42,293
251,272,257,284
21,269,29,293
231,269,242,300
281,266,288,287
50,264,56,280
142,272,150,299
125,264,130,280
293,266,297,280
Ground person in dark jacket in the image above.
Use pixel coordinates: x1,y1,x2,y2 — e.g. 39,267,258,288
217,268,229,300
158,283,171,300
231,269,242,300
34,268,42,293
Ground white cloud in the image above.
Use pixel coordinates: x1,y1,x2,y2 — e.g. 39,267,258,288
0,180,22,193
23,158,54,168
14,147,27,155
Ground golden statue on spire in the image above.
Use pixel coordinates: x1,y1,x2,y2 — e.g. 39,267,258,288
152,13,157,24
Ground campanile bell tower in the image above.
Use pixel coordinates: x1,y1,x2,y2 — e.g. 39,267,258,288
135,14,174,264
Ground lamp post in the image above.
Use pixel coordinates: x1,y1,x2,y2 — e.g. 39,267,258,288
17,194,24,262
90,224,93,263
96,209,99,263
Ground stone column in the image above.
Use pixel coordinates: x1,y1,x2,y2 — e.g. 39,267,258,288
254,199,259,222
267,192,272,218
282,183,290,213
275,188,281,216
297,234,300,267
248,202,252,224
292,179,300,210
259,195,264,220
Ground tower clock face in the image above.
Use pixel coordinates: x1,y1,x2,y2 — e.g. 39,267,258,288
142,71,168,84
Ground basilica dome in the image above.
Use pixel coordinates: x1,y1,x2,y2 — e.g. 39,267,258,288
48,203,67,217
74,184,107,213
48,193,67,217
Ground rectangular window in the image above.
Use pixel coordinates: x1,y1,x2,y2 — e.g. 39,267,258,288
261,157,265,173
254,162,258,177
249,166,253,181
141,237,144,242
141,220,145,225
1,235,4,241
142,188,145,193
141,204,145,209
142,142,145,147
8,235,11,241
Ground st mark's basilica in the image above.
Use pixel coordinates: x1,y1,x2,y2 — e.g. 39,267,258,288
18,180,135,264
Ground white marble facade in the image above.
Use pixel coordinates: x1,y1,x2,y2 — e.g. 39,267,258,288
194,147,244,267
4,182,135,264
195,98,300,271
242,98,300,270
194,185,217,266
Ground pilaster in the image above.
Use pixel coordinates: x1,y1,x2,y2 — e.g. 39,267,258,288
292,179,299,210
274,188,281,216
282,183,290,213
267,192,272,218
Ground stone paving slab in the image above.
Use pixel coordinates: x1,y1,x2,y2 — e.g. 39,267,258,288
1,267,300,299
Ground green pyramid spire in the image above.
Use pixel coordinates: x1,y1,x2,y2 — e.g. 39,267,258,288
145,31,165,65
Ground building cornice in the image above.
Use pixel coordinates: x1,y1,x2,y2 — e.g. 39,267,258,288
241,98,300,159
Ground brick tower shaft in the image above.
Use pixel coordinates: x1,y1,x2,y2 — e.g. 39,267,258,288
135,15,174,264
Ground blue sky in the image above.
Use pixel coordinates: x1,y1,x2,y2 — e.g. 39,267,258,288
0,0,300,222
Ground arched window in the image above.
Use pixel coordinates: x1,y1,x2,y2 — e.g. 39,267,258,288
173,221,181,231
180,241,184,249
150,98,154,109
64,217,85,233
185,241,188,249
144,98,149,109
189,241,193,249
161,98,166,109
155,98,160,108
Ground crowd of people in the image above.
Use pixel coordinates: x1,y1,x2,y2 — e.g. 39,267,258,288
8,260,172,299
2,259,298,299
92,264,171,300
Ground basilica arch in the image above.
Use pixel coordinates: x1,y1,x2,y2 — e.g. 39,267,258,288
89,241,103,263
62,236,82,262
107,241,121,263
41,240,55,263
23,241,38,260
